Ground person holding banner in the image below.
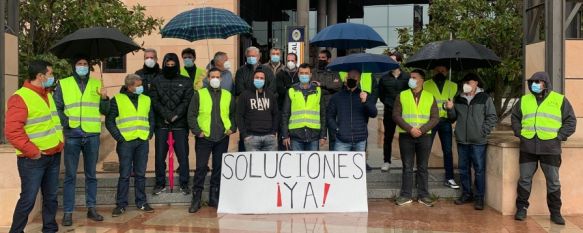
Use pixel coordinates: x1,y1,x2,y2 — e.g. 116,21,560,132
327,69,378,151
392,69,439,207
106,74,156,217
187,67,236,213
281,63,327,151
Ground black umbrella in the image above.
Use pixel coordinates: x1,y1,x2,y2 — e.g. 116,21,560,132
49,27,141,60
405,39,501,70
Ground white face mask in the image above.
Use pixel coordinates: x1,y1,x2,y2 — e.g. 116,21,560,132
463,83,473,93
210,78,221,89
286,61,296,70
223,61,232,70
144,58,156,68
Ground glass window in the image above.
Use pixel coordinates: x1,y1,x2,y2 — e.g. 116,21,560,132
389,5,414,27
364,6,389,27
103,56,126,73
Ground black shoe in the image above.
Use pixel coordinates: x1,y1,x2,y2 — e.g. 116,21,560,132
474,199,484,210
454,195,474,205
62,213,73,226
112,207,125,217
208,187,220,207
551,214,566,225
515,207,527,221
180,184,191,195
188,191,202,213
366,163,373,171
138,203,155,213
87,207,104,222
153,185,166,195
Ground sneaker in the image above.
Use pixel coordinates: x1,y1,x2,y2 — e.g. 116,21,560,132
152,186,166,195
551,214,565,225
514,207,527,221
395,196,413,206
445,179,460,189
138,204,155,213
454,195,474,205
112,206,125,217
381,162,390,172
180,185,191,195
474,198,484,210
418,197,435,207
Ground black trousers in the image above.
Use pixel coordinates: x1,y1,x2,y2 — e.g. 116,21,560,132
516,151,562,215
383,110,397,163
399,134,432,198
192,136,229,193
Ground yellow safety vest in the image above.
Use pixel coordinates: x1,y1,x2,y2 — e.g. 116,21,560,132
60,76,102,133
197,88,232,136
14,87,63,155
114,93,151,141
520,91,564,140
397,89,434,134
288,87,322,130
423,79,457,118
180,67,207,90
339,71,372,93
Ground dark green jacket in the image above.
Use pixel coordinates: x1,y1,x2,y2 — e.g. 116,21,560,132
447,90,498,145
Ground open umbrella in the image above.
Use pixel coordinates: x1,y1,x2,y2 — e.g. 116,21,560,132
404,39,501,70
49,27,141,60
167,131,175,193
310,23,387,49
327,53,400,73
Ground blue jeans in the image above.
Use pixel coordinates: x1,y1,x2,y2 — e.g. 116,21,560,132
63,136,100,213
291,140,319,151
154,128,190,187
10,154,60,233
116,140,149,208
244,135,278,151
334,139,366,151
458,144,487,199
431,119,454,180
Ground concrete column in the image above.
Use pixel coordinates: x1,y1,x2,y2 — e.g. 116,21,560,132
318,0,327,32
545,0,564,93
327,0,338,58
297,0,310,62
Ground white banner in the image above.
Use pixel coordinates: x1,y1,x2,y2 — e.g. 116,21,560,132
218,151,368,214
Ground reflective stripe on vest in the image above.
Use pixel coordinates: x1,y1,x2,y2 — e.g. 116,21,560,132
520,91,564,140
114,93,151,141
60,76,102,133
14,87,63,155
397,90,434,134
180,67,207,90
339,71,372,93
197,88,232,136
423,79,457,118
288,87,321,130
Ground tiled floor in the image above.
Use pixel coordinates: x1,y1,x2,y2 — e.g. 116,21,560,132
18,200,583,233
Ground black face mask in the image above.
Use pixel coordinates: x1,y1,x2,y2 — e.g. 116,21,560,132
318,60,328,70
346,78,358,89
434,73,446,81
163,66,179,77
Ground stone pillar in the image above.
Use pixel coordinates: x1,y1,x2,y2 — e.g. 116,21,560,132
318,0,327,32
327,0,338,59
297,0,310,63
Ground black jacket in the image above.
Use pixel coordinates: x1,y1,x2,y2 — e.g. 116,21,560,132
105,87,155,142
187,87,237,142
234,64,276,96
276,67,299,110
236,89,279,138
447,90,498,145
511,72,577,155
281,83,327,141
327,87,378,143
379,70,409,113
312,69,343,105
134,64,161,96
149,53,194,129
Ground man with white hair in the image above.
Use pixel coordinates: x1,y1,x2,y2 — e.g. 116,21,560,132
204,51,234,92
134,48,161,96
235,46,276,97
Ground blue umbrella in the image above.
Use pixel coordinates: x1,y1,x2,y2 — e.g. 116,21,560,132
311,23,387,49
161,7,251,42
327,53,400,73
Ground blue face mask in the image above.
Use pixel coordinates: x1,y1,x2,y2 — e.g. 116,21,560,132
76,66,89,76
531,82,543,94
270,55,280,63
183,58,194,67
254,79,265,89
408,78,418,89
247,56,257,65
299,74,310,84
42,75,55,88
134,85,144,95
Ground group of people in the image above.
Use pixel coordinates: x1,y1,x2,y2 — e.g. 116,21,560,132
5,44,577,232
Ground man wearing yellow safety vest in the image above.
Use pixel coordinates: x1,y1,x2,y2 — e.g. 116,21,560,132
187,67,236,213
281,63,327,151
53,55,110,226
105,74,156,217
393,69,439,207
423,64,459,189
5,60,63,233
180,48,207,90
511,72,576,225
313,50,342,150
